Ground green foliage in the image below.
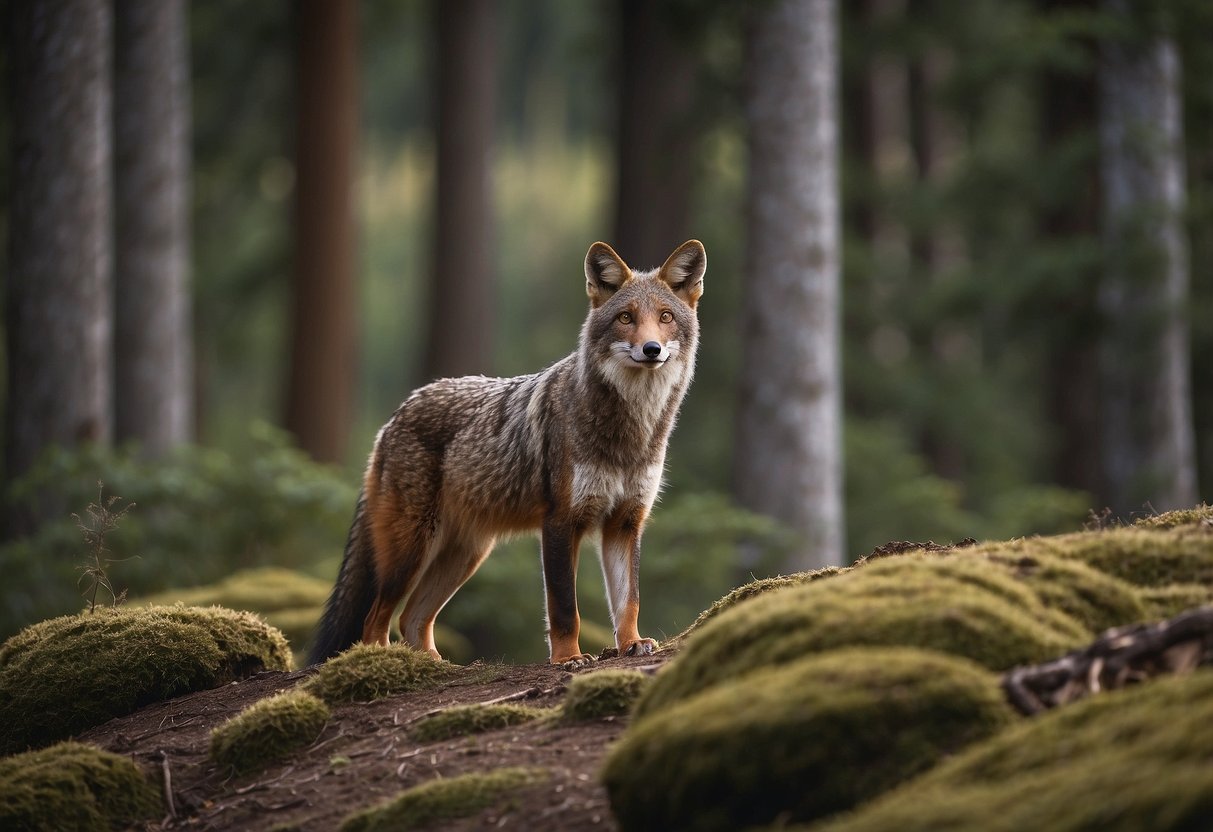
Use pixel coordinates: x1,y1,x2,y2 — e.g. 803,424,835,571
410,703,548,744
635,555,1088,720
302,644,456,705
210,690,331,775
561,670,650,721
0,426,356,640
339,767,548,832
603,648,1014,832
813,670,1213,832
0,605,290,755
0,742,161,831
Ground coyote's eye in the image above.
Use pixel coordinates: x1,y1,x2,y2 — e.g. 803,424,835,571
617,312,633,324
659,310,674,323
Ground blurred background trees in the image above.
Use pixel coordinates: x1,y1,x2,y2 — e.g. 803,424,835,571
0,0,1209,659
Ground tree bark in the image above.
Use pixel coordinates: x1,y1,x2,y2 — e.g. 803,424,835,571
423,0,497,382
114,0,193,455
1098,1,1198,514
285,0,360,464
734,0,845,569
612,0,696,269
5,0,113,534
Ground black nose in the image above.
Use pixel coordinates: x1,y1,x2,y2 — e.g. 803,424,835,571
642,341,662,358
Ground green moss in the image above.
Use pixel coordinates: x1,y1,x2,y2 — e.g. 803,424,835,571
673,568,846,642
210,689,331,775
814,669,1213,832
1132,504,1213,530
0,742,160,831
1139,584,1213,619
604,648,1013,832
561,670,650,721
978,523,1213,588
302,643,456,704
0,605,291,754
339,766,548,831
410,703,548,743
636,556,1085,719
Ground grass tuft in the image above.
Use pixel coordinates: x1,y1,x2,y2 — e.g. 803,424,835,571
339,766,547,831
302,643,456,704
561,670,650,721
0,741,161,830
210,689,330,775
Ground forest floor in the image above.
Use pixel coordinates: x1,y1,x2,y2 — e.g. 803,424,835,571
78,649,676,831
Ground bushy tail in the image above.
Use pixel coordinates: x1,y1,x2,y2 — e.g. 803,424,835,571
309,492,376,665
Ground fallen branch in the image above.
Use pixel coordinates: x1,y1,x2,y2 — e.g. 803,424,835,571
1002,605,1213,715
160,751,177,820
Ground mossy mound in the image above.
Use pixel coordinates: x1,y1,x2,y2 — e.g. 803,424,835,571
410,703,548,743
604,648,1013,832
339,766,548,831
210,689,331,775
977,521,1213,589
813,668,1213,832
674,568,845,642
636,556,1085,719
0,605,291,754
302,643,456,704
0,741,160,830
562,670,650,721
1132,504,1213,530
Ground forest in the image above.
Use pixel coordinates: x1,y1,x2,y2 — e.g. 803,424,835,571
1,0,1211,665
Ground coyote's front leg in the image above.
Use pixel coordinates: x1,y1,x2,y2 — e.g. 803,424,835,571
602,504,658,657
542,518,596,668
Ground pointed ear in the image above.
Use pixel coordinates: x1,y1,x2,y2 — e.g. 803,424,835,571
585,242,632,307
659,240,706,307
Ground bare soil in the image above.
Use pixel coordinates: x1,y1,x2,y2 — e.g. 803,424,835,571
78,650,677,831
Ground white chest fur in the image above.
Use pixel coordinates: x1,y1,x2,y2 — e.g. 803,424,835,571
571,461,664,516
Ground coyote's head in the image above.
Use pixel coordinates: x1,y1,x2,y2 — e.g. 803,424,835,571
579,239,705,397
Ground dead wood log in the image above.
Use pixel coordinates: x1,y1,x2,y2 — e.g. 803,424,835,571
1002,605,1213,715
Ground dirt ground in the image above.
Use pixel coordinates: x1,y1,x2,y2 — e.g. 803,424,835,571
77,649,677,831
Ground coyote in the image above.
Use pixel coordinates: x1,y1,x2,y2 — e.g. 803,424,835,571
310,240,705,667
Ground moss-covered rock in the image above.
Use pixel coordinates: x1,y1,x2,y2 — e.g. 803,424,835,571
673,568,846,642
562,670,650,721
812,669,1213,832
636,556,1085,719
977,521,1213,588
1132,504,1213,530
0,605,291,754
604,648,1013,832
340,766,548,831
410,703,548,743
0,741,161,830
210,689,331,775
302,643,456,704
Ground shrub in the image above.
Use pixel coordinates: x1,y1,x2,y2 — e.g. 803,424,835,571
410,703,548,743
603,648,1014,832
635,555,1086,719
0,605,291,754
302,643,456,704
562,670,650,721
0,742,160,830
210,689,330,775
814,669,1213,832
340,767,548,831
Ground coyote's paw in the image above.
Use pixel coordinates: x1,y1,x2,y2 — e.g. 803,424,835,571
621,638,659,657
555,653,597,671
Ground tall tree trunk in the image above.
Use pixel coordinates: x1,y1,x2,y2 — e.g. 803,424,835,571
1098,2,1198,513
424,0,497,382
1040,0,1102,497
734,0,845,569
114,0,193,455
613,0,696,269
285,0,360,464
5,0,113,536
